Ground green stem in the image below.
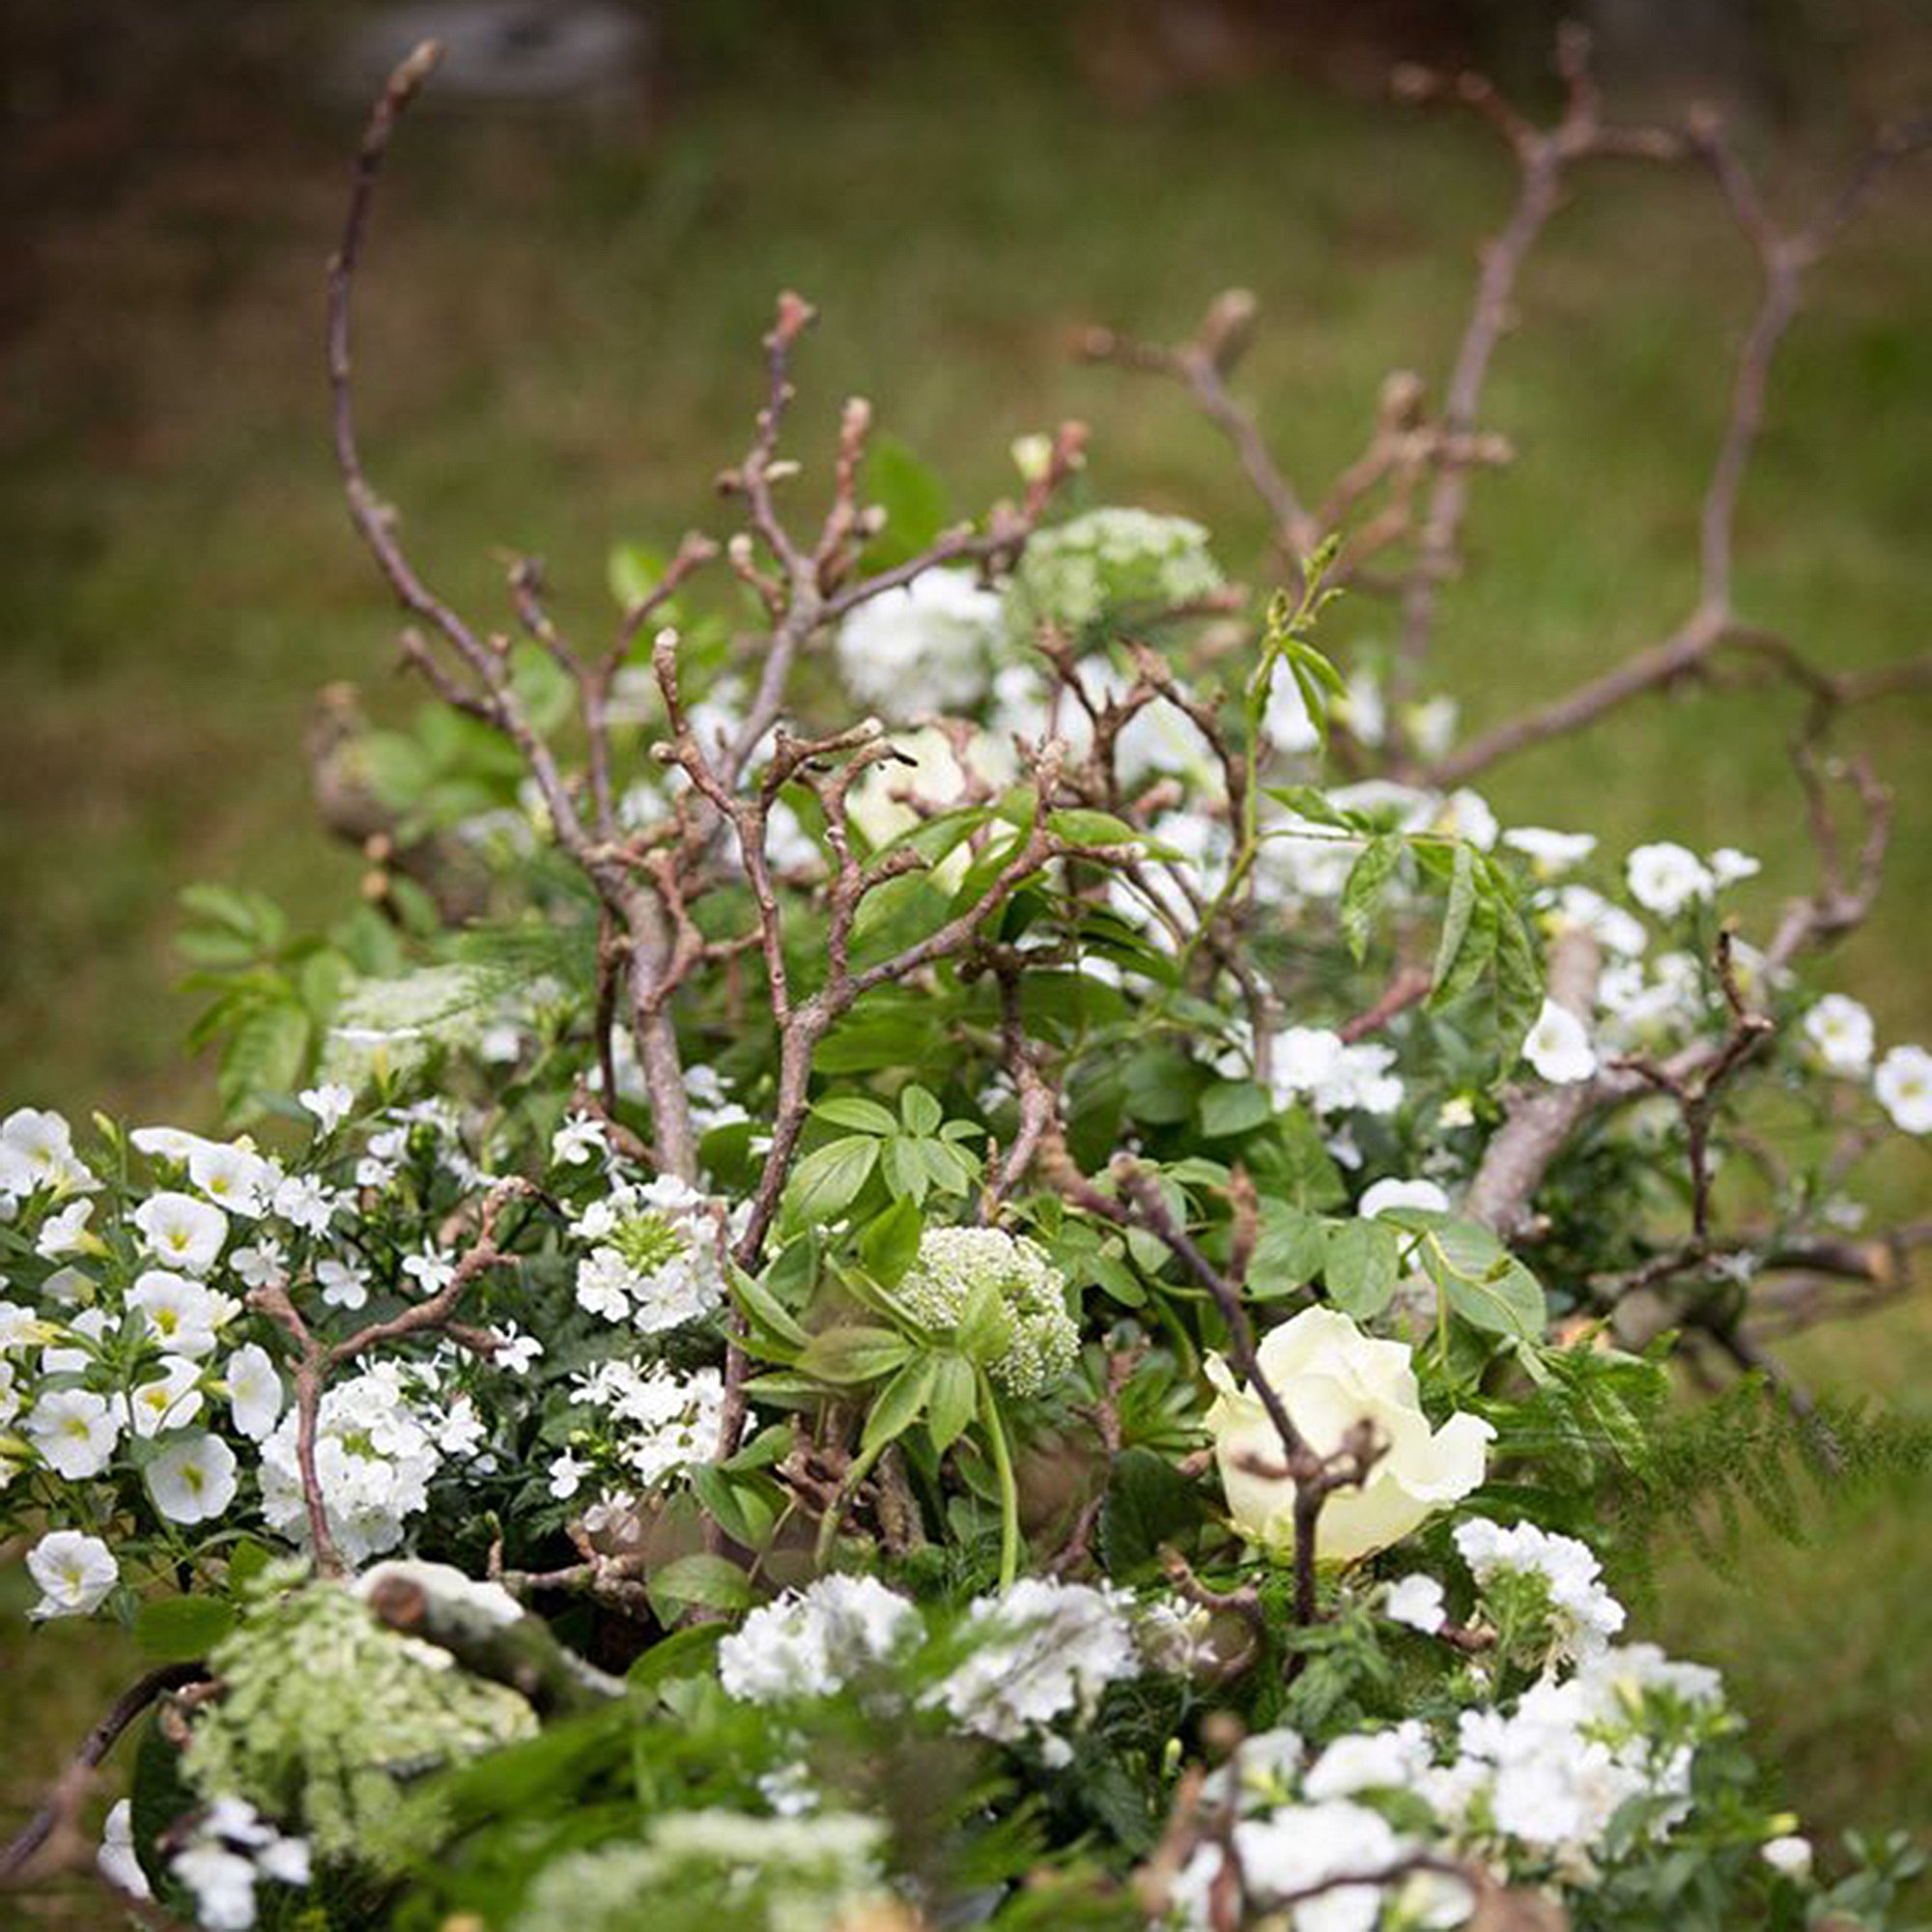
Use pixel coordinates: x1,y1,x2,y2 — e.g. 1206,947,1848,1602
980,1372,1021,1592
813,1434,889,1571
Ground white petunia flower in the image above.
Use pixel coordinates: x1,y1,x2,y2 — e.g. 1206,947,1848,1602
1383,1573,1448,1634
1803,994,1875,1076
127,1355,205,1437
187,1142,270,1218
99,1798,152,1900
0,1107,93,1198
1875,1044,1932,1135
133,1191,229,1274
126,1269,234,1359
1503,826,1597,875
298,1083,356,1131
223,1343,283,1440
35,1198,98,1260
147,1431,239,1524
26,1529,119,1619
1626,841,1714,918
27,1387,122,1478
1522,1000,1598,1085
1358,1178,1449,1219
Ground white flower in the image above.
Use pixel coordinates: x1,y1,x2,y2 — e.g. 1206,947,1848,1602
1358,1178,1449,1220
1383,1573,1447,1634
1405,695,1460,760
99,1798,152,1900
298,1083,356,1131
223,1343,283,1440
1875,1044,1932,1135
1303,1719,1435,1800
185,1142,270,1218
229,1239,288,1292
1762,1834,1813,1879
845,724,1015,855
126,1269,234,1359
26,1529,119,1619
1206,1307,1493,1565
1503,826,1596,875
720,1576,921,1704
552,1116,608,1167
270,1174,336,1236
133,1191,229,1274
571,1177,727,1335
1522,1000,1598,1085
1626,841,1714,918
491,1323,543,1374
835,568,1003,720
1803,994,1875,1076
128,1355,206,1437
35,1198,98,1259
894,1226,1078,1398
0,1107,92,1198
548,1449,589,1500
1268,1026,1405,1119
173,1843,260,1931
1176,1799,1418,1932
148,1431,240,1524
315,1255,370,1311
401,1248,456,1295
1336,667,1386,747
27,1387,122,1478
937,1579,1139,1751
1549,885,1648,958
1709,845,1761,887
1454,1517,1626,1662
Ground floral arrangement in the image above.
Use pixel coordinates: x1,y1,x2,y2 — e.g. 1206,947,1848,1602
4,30,1930,1932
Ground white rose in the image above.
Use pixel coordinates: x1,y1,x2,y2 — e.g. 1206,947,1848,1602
1205,1306,1493,1566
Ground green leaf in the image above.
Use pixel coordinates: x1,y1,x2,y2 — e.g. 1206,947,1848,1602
1431,890,1498,1009
729,1264,810,1350
1263,784,1353,828
688,1464,777,1550
626,1623,725,1692
927,1353,979,1454
797,1324,915,1386
862,434,952,569
134,1594,237,1662
217,1001,311,1122
783,1135,879,1225
859,1196,923,1287
608,540,668,613
811,1095,897,1136
862,1355,938,1455
647,1554,753,1619
1322,1218,1403,1320
1492,901,1546,1077
881,1134,931,1203
1418,1220,1547,1342
1340,835,1403,962
953,1277,1014,1366
1047,808,1144,848
1432,840,1479,991
1100,1446,1201,1582
1251,1200,1325,1298
1198,1079,1273,1140
898,1084,943,1136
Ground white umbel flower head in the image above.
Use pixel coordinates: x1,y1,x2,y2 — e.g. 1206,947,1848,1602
895,1226,1078,1398
26,1529,119,1619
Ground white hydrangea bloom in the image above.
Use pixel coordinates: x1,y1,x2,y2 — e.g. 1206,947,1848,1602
835,567,1004,720
718,1575,921,1704
936,1578,1139,1752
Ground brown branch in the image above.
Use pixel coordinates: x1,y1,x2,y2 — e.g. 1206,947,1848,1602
1,1664,204,1886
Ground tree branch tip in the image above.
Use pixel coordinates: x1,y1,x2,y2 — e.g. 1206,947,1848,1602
389,39,444,100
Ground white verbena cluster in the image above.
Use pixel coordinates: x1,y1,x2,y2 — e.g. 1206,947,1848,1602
834,566,1005,720
894,1225,1079,1397
554,1358,725,1498
259,1361,442,1566
1453,1517,1628,1663
717,1573,921,1703
572,1174,728,1334
935,1577,1141,1760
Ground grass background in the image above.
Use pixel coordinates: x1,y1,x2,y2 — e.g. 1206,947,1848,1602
2,3,1927,1917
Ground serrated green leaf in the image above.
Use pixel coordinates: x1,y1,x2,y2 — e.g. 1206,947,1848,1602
927,1353,979,1453
1433,840,1479,991
783,1135,879,1224
797,1324,914,1386
810,1095,897,1136
1340,835,1403,962
861,1355,937,1455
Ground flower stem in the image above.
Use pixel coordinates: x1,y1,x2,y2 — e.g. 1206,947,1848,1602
980,1372,1021,1591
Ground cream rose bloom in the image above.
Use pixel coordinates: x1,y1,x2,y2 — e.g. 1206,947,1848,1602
1205,1305,1493,1565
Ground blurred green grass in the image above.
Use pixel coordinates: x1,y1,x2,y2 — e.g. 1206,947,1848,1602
2,15,1928,1913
